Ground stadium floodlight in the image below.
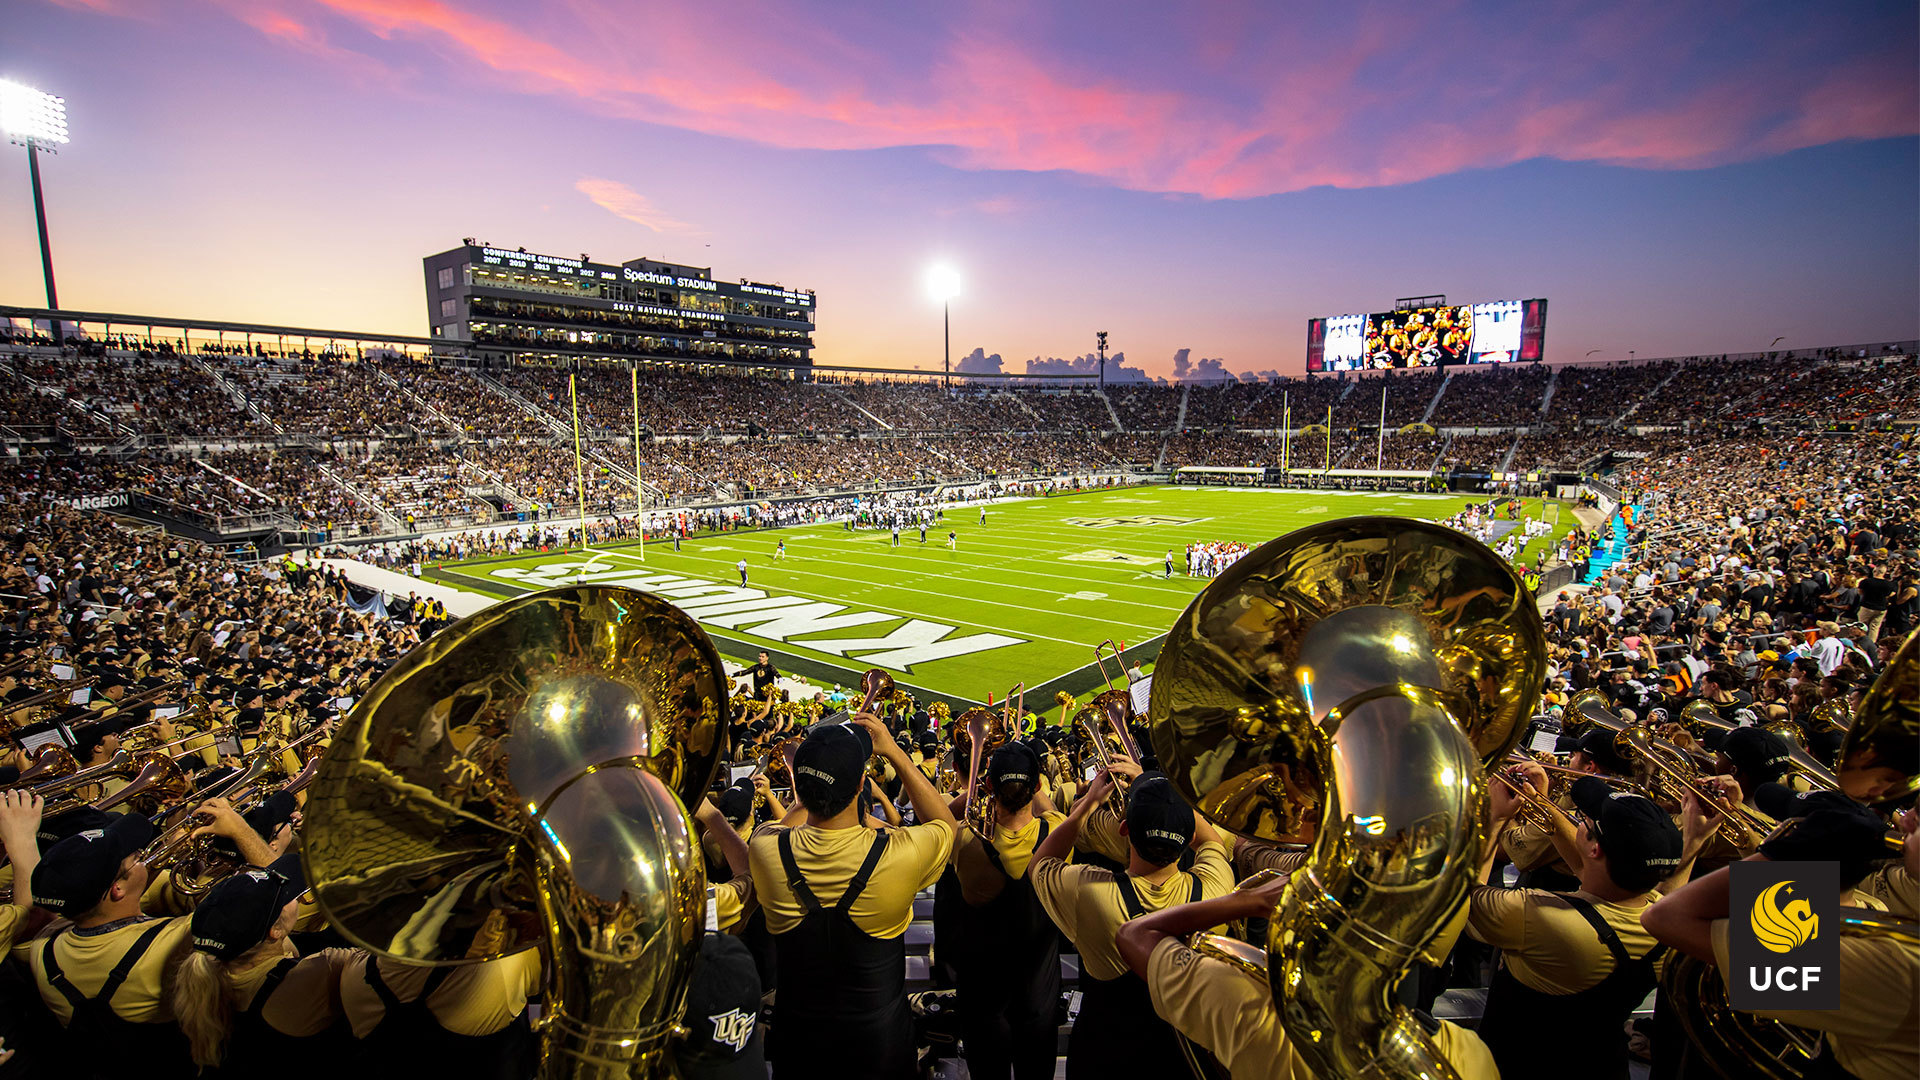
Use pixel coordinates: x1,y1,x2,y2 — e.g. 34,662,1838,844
927,264,961,386
1,81,70,147
1,79,68,319
927,264,962,303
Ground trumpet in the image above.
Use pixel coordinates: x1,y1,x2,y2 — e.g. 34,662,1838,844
1491,753,1646,833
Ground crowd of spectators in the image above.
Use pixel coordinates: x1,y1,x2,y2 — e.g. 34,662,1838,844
219,359,438,437
1542,360,1678,423
1427,364,1551,426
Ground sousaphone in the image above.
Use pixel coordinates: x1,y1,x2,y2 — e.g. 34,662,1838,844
302,586,728,1079
1148,517,1545,1079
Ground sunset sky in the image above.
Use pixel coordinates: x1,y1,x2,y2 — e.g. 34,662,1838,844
1,0,1915,380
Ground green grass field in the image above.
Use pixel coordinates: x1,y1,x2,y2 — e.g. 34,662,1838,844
423,486,1570,708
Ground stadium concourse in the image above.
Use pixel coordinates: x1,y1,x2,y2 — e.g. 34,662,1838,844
1,327,1918,1080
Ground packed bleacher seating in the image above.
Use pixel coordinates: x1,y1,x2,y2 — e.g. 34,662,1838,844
1541,360,1678,423
1,330,1918,1080
1427,364,1551,426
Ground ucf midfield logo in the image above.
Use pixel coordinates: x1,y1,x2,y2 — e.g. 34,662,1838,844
1729,862,1840,1009
1061,515,1203,529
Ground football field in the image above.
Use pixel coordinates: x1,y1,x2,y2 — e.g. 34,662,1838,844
422,486,1567,707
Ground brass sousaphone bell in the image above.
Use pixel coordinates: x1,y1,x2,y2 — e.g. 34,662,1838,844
1148,517,1545,1080
302,586,729,1079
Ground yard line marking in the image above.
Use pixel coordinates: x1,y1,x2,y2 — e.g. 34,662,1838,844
612,540,1193,619
581,546,1175,636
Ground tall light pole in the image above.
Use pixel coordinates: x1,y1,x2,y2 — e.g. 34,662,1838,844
1,81,69,338
928,265,961,388
1096,330,1108,389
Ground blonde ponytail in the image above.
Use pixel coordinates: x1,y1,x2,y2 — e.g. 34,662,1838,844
171,950,234,1069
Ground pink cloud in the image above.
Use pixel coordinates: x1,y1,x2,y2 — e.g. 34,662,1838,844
75,1,1920,199
574,178,700,234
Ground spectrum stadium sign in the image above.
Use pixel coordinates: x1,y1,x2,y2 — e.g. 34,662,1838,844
1307,298,1548,372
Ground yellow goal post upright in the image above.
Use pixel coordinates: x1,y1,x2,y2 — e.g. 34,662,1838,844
569,373,590,554
632,364,645,562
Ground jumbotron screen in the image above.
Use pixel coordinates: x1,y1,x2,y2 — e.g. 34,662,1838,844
1306,298,1547,372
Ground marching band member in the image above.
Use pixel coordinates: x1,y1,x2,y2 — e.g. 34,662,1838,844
952,742,1066,1080
338,948,542,1077
1114,874,1499,1079
1029,767,1231,1079
747,715,957,1079
1643,796,1919,1080
19,812,196,1078
1470,772,1713,1080
170,857,353,1077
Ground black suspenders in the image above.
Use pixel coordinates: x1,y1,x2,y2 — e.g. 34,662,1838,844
40,921,173,1018
246,957,301,1020
1113,870,1202,920
362,959,457,1021
777,829,892,916
1559,894,1667,972
980,820,1050,880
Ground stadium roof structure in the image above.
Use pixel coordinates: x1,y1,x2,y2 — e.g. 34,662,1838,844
0,304,1099,380
1,303,440,349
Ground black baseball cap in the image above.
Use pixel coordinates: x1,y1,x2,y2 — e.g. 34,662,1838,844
30,812,154,915
1569,777,1684,892
715,781,753,826
244,792,298,840
1125,773,1195,867
673,932,764,1080
1756,786,1891,887
1574,727,1632,775
792,723,869,810
1720,727,1794,784
36,806,115,847
987,742,1040,787
188,855,307,962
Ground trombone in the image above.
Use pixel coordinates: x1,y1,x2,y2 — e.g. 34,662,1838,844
1678,700,1841,792
960,682,1019,840
1073,691,1141,818
1615,725,1771,851
1,679,93,725
3,744,77,789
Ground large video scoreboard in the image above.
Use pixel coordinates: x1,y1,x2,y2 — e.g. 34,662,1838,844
1307,298,1547,373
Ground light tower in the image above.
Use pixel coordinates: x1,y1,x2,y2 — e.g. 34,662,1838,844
1,80,69,337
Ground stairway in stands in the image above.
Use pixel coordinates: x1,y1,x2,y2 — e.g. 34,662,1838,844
1097,389,1124,433
1581,506,1643,585
1536,367,1560,419
1421,371,1454,424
